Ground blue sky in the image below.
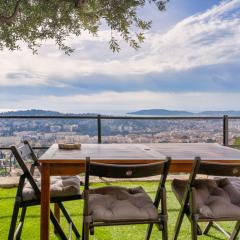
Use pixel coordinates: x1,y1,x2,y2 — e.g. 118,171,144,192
0,0,240,114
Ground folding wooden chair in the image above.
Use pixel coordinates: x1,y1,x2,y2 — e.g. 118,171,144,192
8,140,81,240
82,157,171,240
172,157,240,240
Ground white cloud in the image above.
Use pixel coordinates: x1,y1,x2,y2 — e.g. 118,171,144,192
136,0,240,72
0,0,239,87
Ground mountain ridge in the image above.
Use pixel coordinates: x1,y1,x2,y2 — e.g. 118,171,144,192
0,109,97,116
128,109,240,116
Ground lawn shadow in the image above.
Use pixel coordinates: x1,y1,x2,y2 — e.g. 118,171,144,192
205,233,225,240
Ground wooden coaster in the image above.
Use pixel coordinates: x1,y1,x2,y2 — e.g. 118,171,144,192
58,143,81,150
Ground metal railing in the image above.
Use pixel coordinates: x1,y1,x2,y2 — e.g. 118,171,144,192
0,114,240,149
0,114,240,175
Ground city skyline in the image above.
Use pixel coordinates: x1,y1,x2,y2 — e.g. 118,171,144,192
1,0,240,114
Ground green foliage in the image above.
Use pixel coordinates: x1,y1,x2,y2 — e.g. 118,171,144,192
0,0,168,54
234,137,240,145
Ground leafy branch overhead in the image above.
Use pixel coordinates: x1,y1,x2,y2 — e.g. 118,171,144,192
0,0,168,54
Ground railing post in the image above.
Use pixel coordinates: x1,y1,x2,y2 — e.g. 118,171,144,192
97,115,102,144
223,115,229,146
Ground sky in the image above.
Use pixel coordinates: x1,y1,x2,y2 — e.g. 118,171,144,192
0,0,240,114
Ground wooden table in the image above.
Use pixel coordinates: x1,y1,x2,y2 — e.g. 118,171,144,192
39,143,240,240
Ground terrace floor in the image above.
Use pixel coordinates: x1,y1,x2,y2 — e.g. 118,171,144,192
0,181,234,240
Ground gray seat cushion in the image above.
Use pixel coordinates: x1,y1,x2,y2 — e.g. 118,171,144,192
23,176,81,201
216,177,240,192
88,186,158,222
172,178,240,219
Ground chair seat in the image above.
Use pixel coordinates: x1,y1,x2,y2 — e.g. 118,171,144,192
88,186,158,222
216,177,240,192
172,178,240,219
23,176,81,201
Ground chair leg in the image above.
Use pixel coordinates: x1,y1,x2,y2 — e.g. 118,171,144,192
229,221,240,240
50,210,68,240
172,207,185,240
83,221,89,240
145,223,153,240
191,220,198,240
58,202,81,239
16,206,27,240
82,221,85,240
8,202,20,240
203,221,213,235
162,220,168,240
54,203,61,234
185,211,202,235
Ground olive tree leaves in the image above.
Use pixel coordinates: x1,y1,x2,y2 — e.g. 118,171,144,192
0,0,168,54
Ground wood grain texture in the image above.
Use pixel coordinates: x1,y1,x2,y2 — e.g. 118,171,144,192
39,143,240,164
146,143,240,160
40,144,165,163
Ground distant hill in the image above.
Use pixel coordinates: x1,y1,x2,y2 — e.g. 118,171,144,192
0,109,63,116
128,109,240,116
127,109,193,116
0,109,97,116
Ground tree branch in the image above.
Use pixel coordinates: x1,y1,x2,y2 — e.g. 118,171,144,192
75,0,85,8
0,0,22,23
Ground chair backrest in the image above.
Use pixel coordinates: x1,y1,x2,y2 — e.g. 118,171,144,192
12,140,39,169
189,157,240,184
11,140,41,199
198,161,240,177
87,160,170,179
84,156,171,193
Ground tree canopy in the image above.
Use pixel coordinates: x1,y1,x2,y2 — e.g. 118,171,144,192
0,0,168,54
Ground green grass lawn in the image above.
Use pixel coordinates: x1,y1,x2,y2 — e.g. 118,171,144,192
0,181,236,239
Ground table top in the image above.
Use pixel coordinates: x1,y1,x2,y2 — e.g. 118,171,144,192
39,143,240,164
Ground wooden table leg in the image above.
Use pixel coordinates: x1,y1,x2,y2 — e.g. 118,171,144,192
54,204,60,233
41,163,50,240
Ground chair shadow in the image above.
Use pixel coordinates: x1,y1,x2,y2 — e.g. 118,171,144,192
205,233,225,240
